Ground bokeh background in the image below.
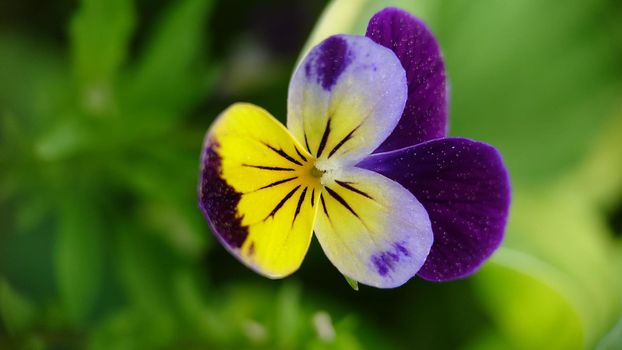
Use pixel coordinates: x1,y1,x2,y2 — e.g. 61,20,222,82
1,0,622,349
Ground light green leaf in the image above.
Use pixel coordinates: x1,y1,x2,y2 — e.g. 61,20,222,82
343,275,359,291
474,262,583,349
55,192,105,324
475,185,622,348
597,317,622,350
570,112,622,206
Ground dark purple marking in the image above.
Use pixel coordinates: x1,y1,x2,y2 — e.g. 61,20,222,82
294,146,308,162
304,132,312,154
310,188,315,207
334,180,373,200
395,242,411,257
366,7,448,152
264,143,303,166
266,185,301,220
358,138,511,281
242,164,295,171
370,242,411,276
320,193,330,220
199,141,248,248
315,117,332,157
324,186,358,218
248,242,255,256
292,187,308,226
328,125,358,158
305,36,352,90
255,176,297,191
371,255,390,276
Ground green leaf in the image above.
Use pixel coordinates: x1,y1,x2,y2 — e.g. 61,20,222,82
55,192,105,324
474,262,583,349
343,275,359,291
70,0,135,114
110,149,208,257
123,0,213,116
114,225,186,315
87,308,176,350
475,186,622,348
0,279,37,335
597,318,622,350
0,35,70,126
70,0,135,85
275,283,301,349
570,113,622,206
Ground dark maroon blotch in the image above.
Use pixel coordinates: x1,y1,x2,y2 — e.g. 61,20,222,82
199,141,248,248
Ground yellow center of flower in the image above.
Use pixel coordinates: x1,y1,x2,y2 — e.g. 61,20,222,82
310,166,325,178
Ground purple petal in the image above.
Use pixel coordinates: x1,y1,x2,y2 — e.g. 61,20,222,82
366,7,448,152
358,138,511,281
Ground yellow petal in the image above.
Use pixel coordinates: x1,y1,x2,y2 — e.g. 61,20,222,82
199,103,321,277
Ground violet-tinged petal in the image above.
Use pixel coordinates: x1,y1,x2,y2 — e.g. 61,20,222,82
366,7,448,152
288,35,407,168
313,167,433,288
358,138,510,281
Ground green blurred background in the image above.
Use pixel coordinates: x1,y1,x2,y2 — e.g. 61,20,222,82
1,0,621,349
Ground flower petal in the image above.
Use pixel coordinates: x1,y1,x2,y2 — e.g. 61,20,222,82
313,167,433,288
358,138,511,281
366,7,448,152
199,103,321,278
287,34,407,168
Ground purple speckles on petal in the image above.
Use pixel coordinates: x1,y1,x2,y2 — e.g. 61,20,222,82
395,242,411,257
304,36,352,90
372,255,390,276
199,140,248,249
366,7,448,152
371,242,412,276
359,138,510,281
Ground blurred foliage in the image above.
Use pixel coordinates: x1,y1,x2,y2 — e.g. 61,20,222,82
1,0,622,349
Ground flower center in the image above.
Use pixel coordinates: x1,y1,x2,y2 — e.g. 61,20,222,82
310,166,325,178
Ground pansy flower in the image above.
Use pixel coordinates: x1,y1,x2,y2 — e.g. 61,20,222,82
199,7,510,288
